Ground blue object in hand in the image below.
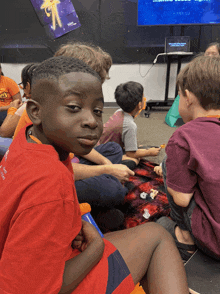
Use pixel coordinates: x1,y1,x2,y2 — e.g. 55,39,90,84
80,203,104,238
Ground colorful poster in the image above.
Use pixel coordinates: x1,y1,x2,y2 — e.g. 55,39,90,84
30,0,81,38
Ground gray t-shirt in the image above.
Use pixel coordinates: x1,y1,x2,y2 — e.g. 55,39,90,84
118,110,138,152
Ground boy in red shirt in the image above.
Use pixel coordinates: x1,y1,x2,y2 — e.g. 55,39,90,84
0,56,188,294
158,55,220,262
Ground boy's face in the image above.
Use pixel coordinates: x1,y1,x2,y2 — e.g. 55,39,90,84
40,72,104,156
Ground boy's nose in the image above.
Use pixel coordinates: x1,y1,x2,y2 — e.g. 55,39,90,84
82,112,98,129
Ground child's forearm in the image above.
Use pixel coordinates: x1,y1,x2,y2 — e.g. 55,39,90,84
72,162,110,181
0,114,20,138
126,148,156,159
59,238,104,294
0,105,10,112
80,148,112,165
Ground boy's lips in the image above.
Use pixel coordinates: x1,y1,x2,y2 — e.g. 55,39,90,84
77,136,98,146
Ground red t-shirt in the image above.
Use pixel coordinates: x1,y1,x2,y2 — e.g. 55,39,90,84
166,117,220,259
0,125,134,294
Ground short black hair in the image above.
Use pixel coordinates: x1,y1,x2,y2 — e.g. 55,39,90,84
21,63,38,89
114,81,144,113
32,56,101,87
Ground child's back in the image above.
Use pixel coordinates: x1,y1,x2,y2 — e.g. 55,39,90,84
158,55,220,261
99,108,137,151
99,81,160,166
166,116,220,257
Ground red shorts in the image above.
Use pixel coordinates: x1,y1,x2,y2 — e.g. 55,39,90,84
72,239,135,294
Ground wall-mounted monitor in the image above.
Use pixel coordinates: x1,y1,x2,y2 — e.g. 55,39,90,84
138,0,220,26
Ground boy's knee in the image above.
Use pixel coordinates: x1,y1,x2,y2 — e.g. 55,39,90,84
137,222,173,244
105,142,123,157
98,175,127,207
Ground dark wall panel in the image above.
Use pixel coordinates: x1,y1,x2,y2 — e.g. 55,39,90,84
0,0,219,63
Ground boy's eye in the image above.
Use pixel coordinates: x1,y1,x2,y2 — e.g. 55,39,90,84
94,109,103,116
67,105,81,112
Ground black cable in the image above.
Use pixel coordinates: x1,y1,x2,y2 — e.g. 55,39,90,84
139,63,154,78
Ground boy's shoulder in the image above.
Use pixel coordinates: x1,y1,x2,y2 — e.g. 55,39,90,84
173,117,220,135
1,132,75,207
7,126,73,179
168,117,220,148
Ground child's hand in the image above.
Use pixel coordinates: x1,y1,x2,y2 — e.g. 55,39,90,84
72,220,104,252
154,165,163,177
147,147,161,156
9,99,22,109
107,164,135,183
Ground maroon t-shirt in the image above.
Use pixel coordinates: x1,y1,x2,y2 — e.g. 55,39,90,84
166,117,220,258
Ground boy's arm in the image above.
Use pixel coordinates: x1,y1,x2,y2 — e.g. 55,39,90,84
167,186,194,207
59,221,105,294
80,148,112,165
126,147,161,159
0,100,22,137
166,136,196,208
12,92,22,102
0,105,11,111
0,114,20,137
72,162,134,182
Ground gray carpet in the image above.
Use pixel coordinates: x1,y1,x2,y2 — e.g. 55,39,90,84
102,108,180,165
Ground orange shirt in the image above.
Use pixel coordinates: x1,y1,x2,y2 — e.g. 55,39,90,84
13,109,31,139
0,76,20,107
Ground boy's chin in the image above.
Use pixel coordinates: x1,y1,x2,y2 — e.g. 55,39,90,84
73,146,94,156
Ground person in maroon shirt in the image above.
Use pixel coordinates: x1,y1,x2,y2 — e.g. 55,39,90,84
157,55,220,262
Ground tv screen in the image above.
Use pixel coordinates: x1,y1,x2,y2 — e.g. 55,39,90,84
138,0,220,26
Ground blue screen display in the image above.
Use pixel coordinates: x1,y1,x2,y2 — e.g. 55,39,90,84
138,0,220,26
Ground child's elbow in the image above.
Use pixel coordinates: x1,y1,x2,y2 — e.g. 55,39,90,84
174,198,190,207
167,187,193,208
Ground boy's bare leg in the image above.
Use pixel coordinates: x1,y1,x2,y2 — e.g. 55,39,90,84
104,222,189,294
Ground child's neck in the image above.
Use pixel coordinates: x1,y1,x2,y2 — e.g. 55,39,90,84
195,108,220,119
128,107,139,118
27,125,69,161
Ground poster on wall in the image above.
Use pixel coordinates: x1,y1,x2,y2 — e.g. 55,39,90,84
30,0,81,38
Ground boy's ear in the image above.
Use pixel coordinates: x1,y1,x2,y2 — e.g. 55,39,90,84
138,101,142,110
185,89,193,106
26,99,42,126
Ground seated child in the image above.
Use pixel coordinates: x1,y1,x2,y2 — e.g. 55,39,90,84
55,42,134,217
0,63,37,139
98,81,161,169
157,55,220,262
0,56,189,294
2,45,134,228
0,64,22,126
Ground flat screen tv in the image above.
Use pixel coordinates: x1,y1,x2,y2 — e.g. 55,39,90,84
138,0,220,26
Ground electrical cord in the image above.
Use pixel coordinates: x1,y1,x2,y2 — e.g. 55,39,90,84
139,63,154,78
